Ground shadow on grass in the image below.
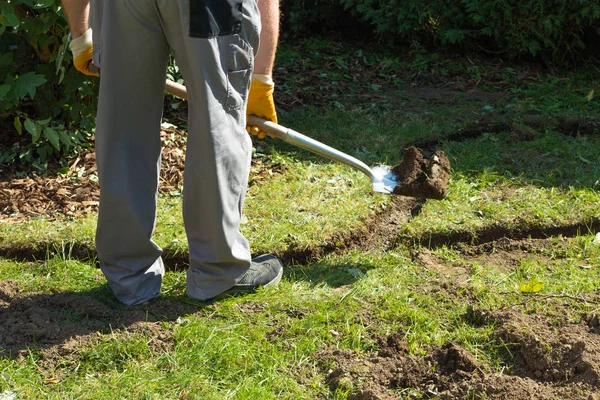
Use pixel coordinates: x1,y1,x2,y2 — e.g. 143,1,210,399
283,260,374,289
0,281,204,358
0,258,368,359
0,269,358,371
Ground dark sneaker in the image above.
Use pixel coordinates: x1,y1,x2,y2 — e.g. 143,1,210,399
219,254,283,297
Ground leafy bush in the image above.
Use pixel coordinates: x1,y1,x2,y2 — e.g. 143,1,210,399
280,0,370,38
338,0,600,60
0,0,97,168
283,0,599,61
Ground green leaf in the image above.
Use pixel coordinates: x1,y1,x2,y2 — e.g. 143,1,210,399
14,117,22,135
58,130,72,148
24,118,42,143
37,117,52,125
55,34,69,75
0,10,19,28
15,72,47,100
519,278,544,293
57,166,70,175
36,145,50,162
0,52,12,68
0,84,9,100
43,127,61,150
37,0,56,7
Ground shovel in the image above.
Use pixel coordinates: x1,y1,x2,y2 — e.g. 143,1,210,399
245,116,400,194
164,80,450,198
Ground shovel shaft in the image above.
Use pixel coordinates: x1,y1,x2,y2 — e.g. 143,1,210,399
165,80,188,100
247,116,376,180
165,79,376,180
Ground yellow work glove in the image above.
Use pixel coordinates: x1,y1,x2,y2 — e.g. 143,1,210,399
69,28,99,77
246,74,277,139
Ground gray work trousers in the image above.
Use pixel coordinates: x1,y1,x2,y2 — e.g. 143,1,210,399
90,0,260,305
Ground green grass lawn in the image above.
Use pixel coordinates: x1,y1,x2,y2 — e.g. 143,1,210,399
1,40,599,399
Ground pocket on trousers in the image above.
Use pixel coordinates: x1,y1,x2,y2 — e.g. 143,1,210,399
189,0,243,38
225,35,253,111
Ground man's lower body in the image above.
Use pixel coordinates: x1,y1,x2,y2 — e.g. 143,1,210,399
90,0,277,306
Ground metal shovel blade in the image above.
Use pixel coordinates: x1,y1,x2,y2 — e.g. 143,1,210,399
371,165,401,194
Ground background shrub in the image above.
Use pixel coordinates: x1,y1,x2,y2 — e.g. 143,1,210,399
0,0,97,168
280,0,370,38
287,0,600,60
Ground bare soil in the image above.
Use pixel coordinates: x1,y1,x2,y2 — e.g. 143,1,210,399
321,257,600,399
315,234,600,399
0,279,196,362
277,196,421,265
322,322,599,399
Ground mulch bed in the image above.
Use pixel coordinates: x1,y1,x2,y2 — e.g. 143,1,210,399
0,128,280,223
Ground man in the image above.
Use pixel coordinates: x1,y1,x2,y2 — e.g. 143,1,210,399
61,0,282,305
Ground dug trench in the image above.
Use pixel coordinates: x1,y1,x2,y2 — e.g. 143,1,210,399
1,186,598,270
3,129,597,266
410,112,600,150
2,110,598,260
0,138,453,264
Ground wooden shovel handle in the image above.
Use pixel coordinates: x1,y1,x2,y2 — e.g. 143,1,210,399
165,79,286,139
165,80,188,100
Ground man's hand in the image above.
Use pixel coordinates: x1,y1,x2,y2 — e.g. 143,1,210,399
69,28,99,77
246,74,277,139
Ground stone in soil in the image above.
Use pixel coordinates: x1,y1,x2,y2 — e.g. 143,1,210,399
392,146,451,200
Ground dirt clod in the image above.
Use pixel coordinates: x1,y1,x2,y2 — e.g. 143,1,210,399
392,147,451,200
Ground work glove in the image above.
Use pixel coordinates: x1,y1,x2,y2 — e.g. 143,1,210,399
69,28,99,77
246,74,277,139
